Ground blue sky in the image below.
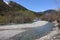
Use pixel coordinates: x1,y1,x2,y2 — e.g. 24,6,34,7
5,0,60,12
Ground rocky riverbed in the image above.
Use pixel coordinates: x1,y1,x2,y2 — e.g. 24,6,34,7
1,21,60,40
0,21,53,40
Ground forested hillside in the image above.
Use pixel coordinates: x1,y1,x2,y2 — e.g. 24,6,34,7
0,0,36,25
0,0,60,25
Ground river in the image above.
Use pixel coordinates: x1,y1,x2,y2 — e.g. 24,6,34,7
0,21,54,40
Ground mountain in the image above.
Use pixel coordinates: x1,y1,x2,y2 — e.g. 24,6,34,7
39,9,60,22
33,9,60,22
37,9,56,14
0,0,60,24
43,10,57,14
0,0,28,11
0,0,36,25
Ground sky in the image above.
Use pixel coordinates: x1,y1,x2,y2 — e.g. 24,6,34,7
5,0,60,12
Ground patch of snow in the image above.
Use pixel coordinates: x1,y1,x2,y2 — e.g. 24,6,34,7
3,0,9,5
